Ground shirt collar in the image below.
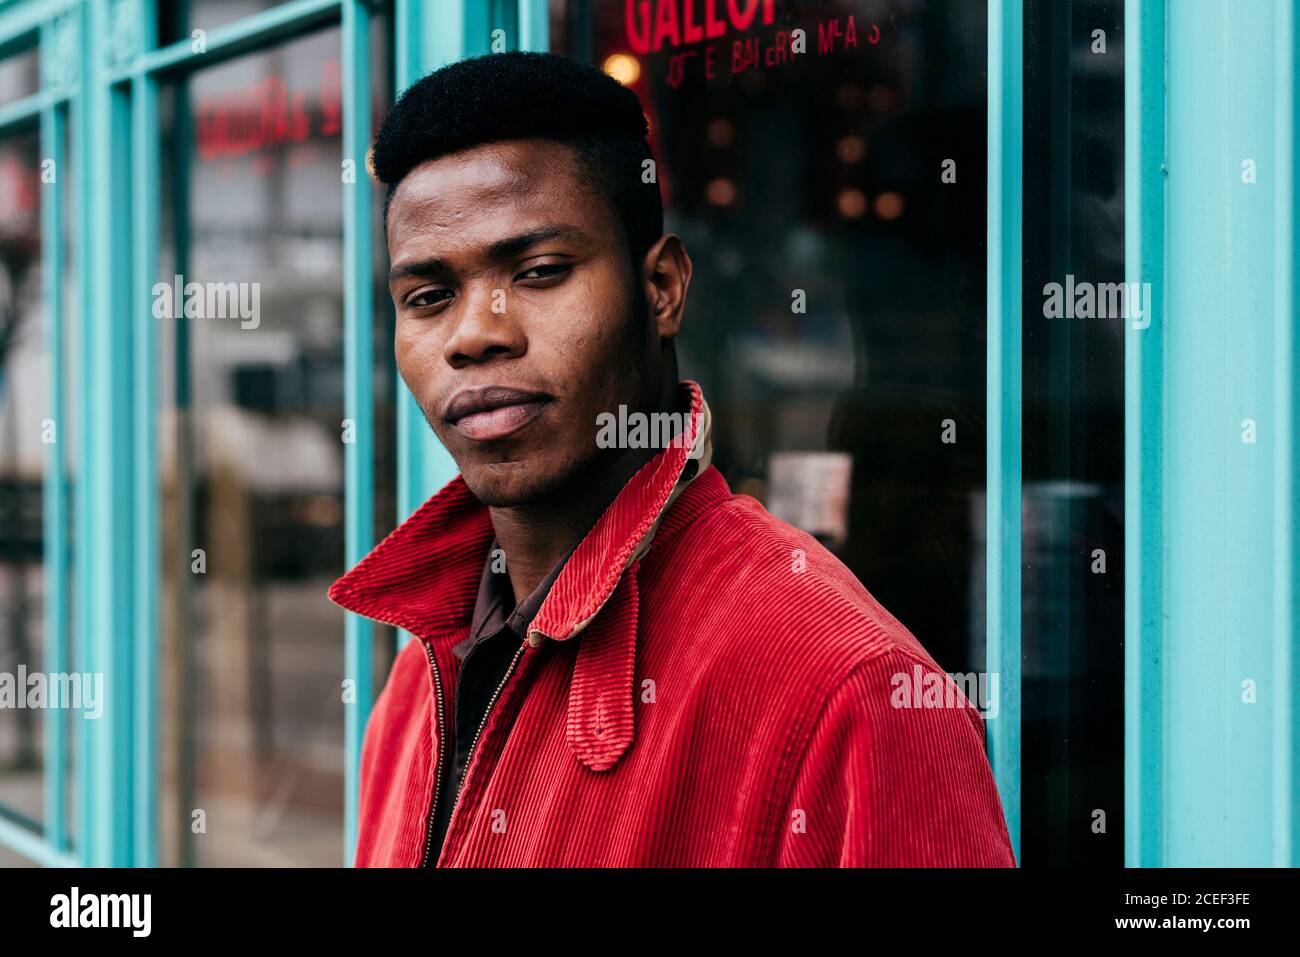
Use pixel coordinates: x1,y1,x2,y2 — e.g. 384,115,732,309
457,537,574,660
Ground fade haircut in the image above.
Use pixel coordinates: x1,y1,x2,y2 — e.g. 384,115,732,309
372,51,664,273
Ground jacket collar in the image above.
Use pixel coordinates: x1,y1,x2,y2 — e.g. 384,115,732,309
525,380,713,648
328,380,720,771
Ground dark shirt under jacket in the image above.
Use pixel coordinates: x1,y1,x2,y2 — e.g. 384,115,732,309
425,538,573,863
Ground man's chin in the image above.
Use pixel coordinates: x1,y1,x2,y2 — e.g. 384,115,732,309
460,459,568,508
459,444,617,508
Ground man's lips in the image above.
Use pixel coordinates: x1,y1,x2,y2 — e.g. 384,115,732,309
443,385,552,442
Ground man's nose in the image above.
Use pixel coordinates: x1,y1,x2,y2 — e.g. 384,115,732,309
443,283,527,366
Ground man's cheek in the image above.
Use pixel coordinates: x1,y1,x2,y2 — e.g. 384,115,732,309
396,337,444,403
393,333,422,392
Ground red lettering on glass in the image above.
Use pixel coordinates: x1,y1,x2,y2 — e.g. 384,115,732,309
727,0,761,31
764,30,788,66
654,0,681,49
0,156,38,218
627,0,775,53
627,0,652,54
705,0,727,38
682,0,702,44
320,58,342,136
196,61,340,164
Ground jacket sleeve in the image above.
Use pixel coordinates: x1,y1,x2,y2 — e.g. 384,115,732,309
773,650,1016,867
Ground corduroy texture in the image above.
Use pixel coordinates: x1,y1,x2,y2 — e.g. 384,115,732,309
330,381,1016,867
565,568,639,772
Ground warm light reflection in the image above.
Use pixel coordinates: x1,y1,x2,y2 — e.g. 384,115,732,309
603,53,641,85
837,188,867,219
873,191,905,220
707,177,737,206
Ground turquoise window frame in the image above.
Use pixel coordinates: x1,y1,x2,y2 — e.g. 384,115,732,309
1124,0,1299,867
0,0,1294,869
986,0,1023,863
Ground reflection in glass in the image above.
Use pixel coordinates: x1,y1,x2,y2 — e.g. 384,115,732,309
159,1,287,46
0,47,39,108
159,27,366,867
1019,0,1124,866
0,129,44,828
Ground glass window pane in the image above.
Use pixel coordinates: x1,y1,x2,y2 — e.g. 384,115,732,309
59,114,77,854
0,47,40,108
1019,0,1124,866
159,1,289,46
0,843,39,866
159,27,350,868
0,128,44,827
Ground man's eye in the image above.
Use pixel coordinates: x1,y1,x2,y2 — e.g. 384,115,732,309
516,263,571,282
407,288,452,308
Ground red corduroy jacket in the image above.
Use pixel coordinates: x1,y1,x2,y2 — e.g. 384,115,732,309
329,381,1016,867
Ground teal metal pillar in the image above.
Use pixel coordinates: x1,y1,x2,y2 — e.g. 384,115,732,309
341,0,375,865
76,0,138,867
1126,0,1299,867
130,0,160,869
987,0,1023,864
519,0,549,51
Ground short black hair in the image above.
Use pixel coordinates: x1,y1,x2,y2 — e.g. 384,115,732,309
372,51,664,269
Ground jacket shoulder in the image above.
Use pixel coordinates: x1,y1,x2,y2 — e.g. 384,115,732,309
650,491,943,675
641,492,1005,862
642,491,991,745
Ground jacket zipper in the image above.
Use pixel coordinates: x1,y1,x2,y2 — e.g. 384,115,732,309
340,609,451,869
423,640,528,867
418,639,449,868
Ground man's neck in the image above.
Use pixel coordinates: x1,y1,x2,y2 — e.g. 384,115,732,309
489,380,686,605
486,447,651,606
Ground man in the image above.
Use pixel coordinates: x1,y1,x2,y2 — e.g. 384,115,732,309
330,51,1015,867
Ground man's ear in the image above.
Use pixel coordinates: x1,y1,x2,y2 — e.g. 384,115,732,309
639,234,692,341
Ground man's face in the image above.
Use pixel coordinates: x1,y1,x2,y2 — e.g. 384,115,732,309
386,138,663,506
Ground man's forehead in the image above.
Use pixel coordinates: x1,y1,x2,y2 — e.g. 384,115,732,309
390,139,583,215
385,140,609,259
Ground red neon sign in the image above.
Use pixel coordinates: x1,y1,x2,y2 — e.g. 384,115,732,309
624,0,777,53
195,58,341,163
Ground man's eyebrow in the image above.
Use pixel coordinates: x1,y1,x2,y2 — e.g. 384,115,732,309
388,257,450,285
486,224,586,261
388,225,586,285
